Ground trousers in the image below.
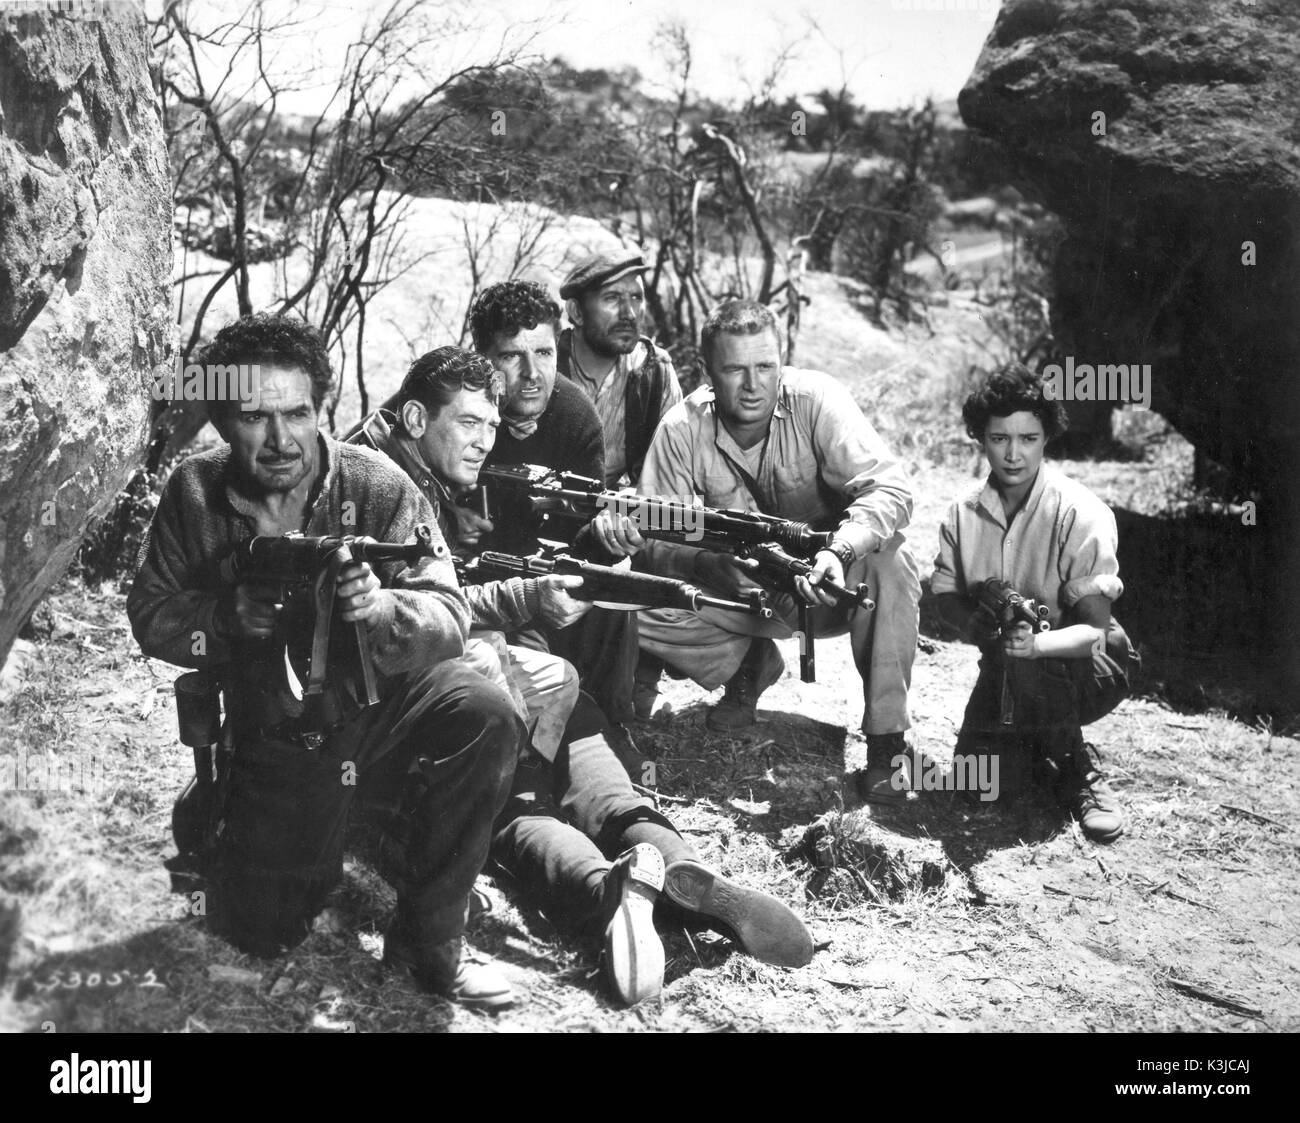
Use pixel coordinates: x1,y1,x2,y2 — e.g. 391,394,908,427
211,660,521,957
637,533,922,735
954,616,1139,791
512,606,639,725
491,691,695,933
463,629,579,761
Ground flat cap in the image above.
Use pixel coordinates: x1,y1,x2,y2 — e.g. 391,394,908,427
559,251,649,299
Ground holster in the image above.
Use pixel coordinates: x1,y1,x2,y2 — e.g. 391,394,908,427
164,669,232,894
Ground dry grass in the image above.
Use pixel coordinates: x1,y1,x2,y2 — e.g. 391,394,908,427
3,225,1295,1034
2,539,1296,1033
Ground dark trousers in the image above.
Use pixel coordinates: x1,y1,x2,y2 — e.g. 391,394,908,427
955,617,1138,791
513,607,638,725
491,691,695,933
212,661,521,957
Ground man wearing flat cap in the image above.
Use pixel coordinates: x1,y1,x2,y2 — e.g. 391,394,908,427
558,251,683,489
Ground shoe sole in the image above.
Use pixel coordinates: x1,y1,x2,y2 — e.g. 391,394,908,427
663,860,813,968
604,845,666,1006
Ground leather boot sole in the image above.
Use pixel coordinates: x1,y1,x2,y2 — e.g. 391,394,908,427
663,860,813,967
603,844,666,1006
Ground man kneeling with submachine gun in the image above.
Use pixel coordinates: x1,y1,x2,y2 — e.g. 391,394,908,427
170,525,448,871
131,315,523,1008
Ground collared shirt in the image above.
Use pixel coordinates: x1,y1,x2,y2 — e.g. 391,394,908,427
638,367,914,581
568,338,682,486
931,462,1124,623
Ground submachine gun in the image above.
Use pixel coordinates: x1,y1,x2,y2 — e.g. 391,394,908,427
165,525,444,891
975,578,1052,727
478,464,875,681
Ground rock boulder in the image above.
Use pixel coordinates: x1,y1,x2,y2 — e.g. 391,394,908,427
959,0,1300,499
0,8,172,664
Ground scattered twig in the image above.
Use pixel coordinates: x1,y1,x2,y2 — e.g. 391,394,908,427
681,926,704,968
965,975,1026,991
825,975,884,990
1219,804,1288,830
1159,886,1217,912
1166,977,1263,1020
631,783,692,804
1044,884,1099,901
51,609,117,632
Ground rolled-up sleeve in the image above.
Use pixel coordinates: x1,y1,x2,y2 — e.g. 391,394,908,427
1058,500,1124,606
813,379,913,557
637,409,704,582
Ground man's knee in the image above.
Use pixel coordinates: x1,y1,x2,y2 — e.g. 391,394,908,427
464,681,527,764
414,662,526,765
859,536,922,605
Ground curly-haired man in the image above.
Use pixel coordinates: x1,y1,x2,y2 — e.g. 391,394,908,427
129,314,523,1007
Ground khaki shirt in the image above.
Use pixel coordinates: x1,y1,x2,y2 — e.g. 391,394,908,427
931,462,1124,623
638,368,914,581
568,339,683,486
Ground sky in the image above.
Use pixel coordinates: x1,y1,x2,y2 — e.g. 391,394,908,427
155,0,1002,116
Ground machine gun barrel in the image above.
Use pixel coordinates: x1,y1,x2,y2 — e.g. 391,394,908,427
467,550,774,619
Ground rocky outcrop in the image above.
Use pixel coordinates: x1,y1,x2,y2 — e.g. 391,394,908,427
959,0,1300,497
0,9,172,664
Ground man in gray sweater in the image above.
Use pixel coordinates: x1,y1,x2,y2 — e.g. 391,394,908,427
128,315,522,1008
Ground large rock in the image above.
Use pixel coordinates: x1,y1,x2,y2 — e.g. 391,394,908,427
959,0,1300,498
0,9,172,664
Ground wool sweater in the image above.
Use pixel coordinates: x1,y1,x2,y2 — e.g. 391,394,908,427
128,436,468,686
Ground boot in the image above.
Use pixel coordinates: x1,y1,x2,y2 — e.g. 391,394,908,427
706,639,784,732
1061,742,1124,843
853,732,910,805
600,843,665,1006
663,859,813,967
383,920,514,1009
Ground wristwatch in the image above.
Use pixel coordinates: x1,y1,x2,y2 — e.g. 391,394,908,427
825,539,857,569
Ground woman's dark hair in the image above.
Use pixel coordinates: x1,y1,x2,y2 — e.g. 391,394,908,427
961,362,1069,441
469,281,561,353
198,313,333,418
397,346,502,421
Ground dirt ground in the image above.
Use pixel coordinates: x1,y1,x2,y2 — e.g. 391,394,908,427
2,265,1295,1034
1,445,1296,1035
